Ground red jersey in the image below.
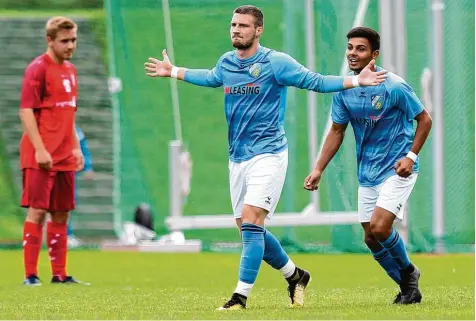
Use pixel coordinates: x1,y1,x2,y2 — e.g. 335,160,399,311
19,53,78,171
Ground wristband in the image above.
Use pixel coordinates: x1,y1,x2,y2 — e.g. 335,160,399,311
406,151,418,162
352,75,360,88
171,67,179,79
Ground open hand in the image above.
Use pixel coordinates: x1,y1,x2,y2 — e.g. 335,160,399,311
144,49,173,77
358,59,388,86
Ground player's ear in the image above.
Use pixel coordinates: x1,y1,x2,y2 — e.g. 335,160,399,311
46,36,53,47
256,26,263,37
372,50,380,60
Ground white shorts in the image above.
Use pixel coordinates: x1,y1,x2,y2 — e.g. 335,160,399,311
229,149,288,219
358,173,418,223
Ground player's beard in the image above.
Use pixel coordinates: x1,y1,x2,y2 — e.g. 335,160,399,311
348,59,368,74
350,67,364,74
232,35,256,50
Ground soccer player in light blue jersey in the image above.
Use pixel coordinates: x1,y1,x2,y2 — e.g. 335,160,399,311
304,27,432,305
145,6,387,310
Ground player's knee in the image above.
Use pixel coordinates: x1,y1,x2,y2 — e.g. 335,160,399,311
364,233,378,247
235,218,242,229
241,212,260,225
26,208,47,224
369,220,392,240
241,205,266,225
50,212,69,224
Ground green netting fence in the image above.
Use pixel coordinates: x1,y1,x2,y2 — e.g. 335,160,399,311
106,0,474,252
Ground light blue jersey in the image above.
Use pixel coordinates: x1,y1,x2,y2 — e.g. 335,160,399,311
332,69,424,187
184,45,347,162
75,126,93,172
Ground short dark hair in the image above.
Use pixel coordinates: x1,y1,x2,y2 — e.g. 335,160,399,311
233,5,264,27
347,27,380,51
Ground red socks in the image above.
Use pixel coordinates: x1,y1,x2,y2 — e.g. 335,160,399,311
46,222,68,279
23,221,43,278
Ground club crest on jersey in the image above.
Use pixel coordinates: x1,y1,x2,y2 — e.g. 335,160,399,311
249,63,262,78
63,79,72,93
371,94,383,110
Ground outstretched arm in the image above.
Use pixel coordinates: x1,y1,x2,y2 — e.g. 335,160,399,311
144,49,223,88
270,52,387,93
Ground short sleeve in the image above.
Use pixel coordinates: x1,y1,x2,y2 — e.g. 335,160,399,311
391,82,424,121
331,93,350,124
20,62,46,109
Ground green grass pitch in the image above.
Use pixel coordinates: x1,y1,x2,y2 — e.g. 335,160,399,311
0,251,473,319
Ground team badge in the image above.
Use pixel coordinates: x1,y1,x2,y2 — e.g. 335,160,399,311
63,79,72,93
249,63,262,78
371,94,383,110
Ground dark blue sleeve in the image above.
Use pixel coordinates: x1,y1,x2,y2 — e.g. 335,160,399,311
183,55,224,88
391,82,424,121
269,52,345,93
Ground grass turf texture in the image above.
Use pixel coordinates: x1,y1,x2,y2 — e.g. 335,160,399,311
0,251,473,319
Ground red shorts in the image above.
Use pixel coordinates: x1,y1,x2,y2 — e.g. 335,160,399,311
21,168,75,212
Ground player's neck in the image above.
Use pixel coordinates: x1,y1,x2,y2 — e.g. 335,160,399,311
236,42,260,60
46,50,64,65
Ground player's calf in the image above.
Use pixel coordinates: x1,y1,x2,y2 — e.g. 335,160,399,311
364,233,402,304
261,229,311,307
23,217,45,282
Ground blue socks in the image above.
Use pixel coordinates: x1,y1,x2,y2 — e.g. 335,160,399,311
235,225,297,297
263,229,290,270
379,228,411,270
238,223,265,285
372,247,401,284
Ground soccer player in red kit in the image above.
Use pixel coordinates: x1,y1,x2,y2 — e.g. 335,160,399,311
20,16,86,285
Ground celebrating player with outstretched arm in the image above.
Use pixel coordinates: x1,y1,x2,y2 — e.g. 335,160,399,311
304,27,432,305
20,16,87,286
145,5,387,310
